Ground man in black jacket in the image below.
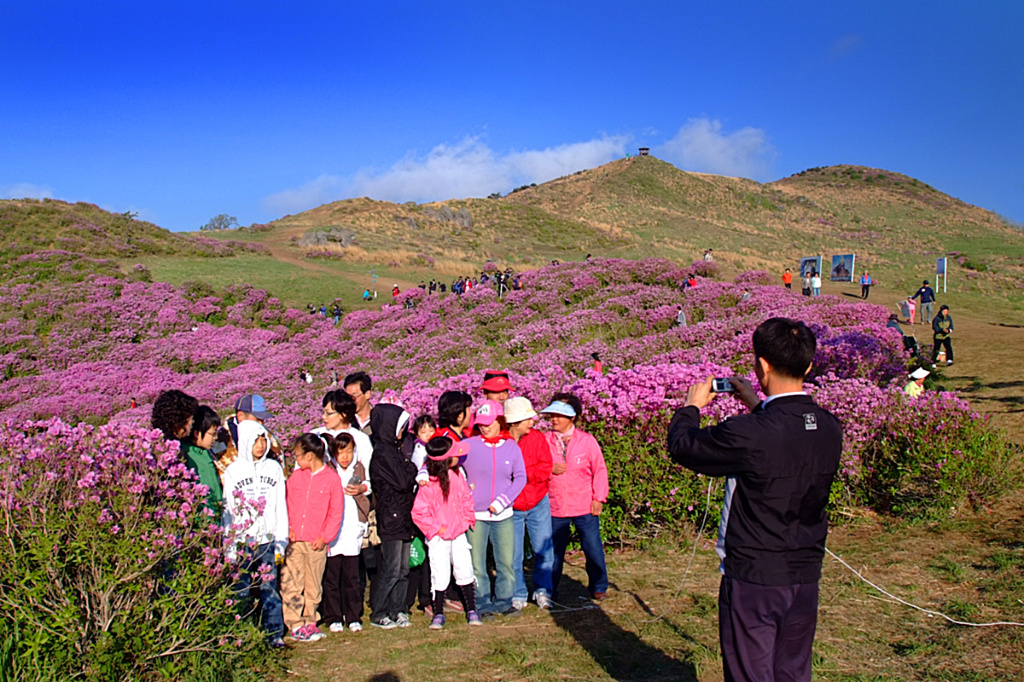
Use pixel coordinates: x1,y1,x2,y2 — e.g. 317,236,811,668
368,403,418,629
667,318,842,682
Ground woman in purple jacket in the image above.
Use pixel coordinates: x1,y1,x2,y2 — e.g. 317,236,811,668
460,400,527,616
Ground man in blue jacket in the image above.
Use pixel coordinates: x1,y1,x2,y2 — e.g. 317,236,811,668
911,280,936,325
667,318,842,682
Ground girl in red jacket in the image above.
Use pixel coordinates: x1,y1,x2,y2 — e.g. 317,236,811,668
411,437,481,630
281,433,344,642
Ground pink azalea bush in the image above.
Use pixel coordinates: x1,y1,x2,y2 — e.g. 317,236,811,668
0,419,276,680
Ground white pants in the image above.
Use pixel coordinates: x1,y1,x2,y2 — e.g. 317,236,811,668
427,533,474,594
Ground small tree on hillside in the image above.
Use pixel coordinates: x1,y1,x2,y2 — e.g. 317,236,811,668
200,214,239,231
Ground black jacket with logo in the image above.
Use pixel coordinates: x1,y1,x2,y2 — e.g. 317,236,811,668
667,395,842,586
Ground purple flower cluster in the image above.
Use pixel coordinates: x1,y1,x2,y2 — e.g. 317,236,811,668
0,255,985,505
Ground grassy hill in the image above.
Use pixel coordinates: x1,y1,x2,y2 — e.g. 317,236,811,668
179,156,1024,320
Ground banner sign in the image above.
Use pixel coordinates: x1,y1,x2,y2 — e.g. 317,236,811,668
799,256,822,278
830,254,856,282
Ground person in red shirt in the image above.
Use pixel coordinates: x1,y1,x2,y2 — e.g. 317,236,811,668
782,268,793,290
505,397,554,610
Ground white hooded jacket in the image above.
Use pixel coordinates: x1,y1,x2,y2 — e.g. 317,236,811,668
222,420,289,558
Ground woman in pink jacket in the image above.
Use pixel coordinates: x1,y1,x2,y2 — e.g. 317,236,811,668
411,437,481,630
542,392,609,601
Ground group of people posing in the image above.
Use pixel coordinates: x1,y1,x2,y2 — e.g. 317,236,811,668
150,370,609,646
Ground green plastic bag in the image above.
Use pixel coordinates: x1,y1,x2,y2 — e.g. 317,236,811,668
409,536,426,568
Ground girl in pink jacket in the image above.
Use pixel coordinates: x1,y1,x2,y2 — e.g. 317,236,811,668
281,433,344,642
411,437,481,630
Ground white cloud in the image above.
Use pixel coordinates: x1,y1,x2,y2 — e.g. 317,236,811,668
828,34,863,61
261,135,629,215
656,118,776,180
1,182,54,200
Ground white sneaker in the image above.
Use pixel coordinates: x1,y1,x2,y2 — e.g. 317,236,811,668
395,612,411,628
329,622,347,633
348,622,362,633
511,598,527,611
534,593,552,610
305,625,325,642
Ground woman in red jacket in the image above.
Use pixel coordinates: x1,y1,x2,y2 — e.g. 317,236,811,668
506,397,555,610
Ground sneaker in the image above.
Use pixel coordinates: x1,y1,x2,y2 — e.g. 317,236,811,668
395,612,411,628
290,626,310,642
423,605,434,619
429,614,446,630
329,622,347,633
467,610,483,626
371,617,398,630
269,636,286,648
304,624,325,642
591,591,607,601
446,598,465,613
348,622,362,633
511,598,528,611
535,593,552,610
946,360,954,366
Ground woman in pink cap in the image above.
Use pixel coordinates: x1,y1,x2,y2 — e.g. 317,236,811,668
460,399,527,616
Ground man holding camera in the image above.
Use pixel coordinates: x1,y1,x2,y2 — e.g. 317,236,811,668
667,318,842,682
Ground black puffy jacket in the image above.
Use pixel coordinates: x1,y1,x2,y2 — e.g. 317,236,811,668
369,404,418,542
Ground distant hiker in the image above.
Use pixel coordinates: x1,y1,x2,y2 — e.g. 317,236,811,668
811,272,822,296
741,288,751,302
362,289,371,302
392,285,400,299
307,303,316,315
332,304,342,325
801,273,812,297
320,305,327,317
418,281,426,290
782,268,793,290
440,282,447,293
676,306,688,328
904,367,930,398
687,274,697,289
903,296,917,324
429,280,437,294
887,314,918,356
591,352,603,374
911,280,936,325
930,305,954,367
860,272,872,299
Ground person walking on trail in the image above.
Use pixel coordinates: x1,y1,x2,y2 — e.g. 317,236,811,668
666,318,842,682
860,272,872,299
911,280,936,325
930,304,954,367
782,268,793,290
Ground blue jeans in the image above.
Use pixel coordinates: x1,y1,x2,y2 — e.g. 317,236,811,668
467,516,515,614
552,514,609,597
512,495,555,601
236,542,284,639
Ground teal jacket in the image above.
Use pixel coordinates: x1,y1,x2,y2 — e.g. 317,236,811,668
183,442,224,513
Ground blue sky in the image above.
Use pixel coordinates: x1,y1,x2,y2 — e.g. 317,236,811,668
2,1,1022,231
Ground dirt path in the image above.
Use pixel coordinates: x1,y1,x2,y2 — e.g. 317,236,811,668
822,281,1024,444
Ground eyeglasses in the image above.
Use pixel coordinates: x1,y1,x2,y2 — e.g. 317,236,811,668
322,410,339,417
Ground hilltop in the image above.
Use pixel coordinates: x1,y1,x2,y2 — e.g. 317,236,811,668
214,156,1024,315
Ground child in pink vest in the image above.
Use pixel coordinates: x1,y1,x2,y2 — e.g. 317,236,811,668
411,437,480,629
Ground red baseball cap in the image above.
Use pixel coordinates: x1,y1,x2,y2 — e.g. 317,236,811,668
480,370,511,392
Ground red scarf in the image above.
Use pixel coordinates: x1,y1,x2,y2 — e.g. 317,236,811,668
482,430,512,444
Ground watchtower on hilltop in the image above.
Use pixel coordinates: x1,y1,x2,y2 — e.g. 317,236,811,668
638,147,650,156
